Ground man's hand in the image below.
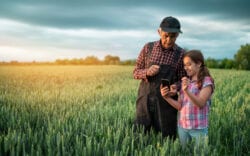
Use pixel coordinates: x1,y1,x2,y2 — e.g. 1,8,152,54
146,65,160,76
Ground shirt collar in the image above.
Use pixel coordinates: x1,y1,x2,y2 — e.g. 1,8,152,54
157,40,178,51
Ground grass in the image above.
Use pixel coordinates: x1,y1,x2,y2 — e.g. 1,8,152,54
0,65,249,155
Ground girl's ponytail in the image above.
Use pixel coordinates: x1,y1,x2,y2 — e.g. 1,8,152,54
197,64,212,89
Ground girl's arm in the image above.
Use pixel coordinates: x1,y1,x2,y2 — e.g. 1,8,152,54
164,96,182,110
160,85,182,110
184,86,212,108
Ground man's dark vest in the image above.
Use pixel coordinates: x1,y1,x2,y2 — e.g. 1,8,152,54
135,42,180,138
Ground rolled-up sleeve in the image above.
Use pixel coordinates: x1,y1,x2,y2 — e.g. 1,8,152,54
133,44,148,80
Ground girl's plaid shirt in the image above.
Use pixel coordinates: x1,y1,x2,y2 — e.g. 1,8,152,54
178,76,214,129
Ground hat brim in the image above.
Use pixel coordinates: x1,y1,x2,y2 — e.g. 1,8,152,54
161,27,182,33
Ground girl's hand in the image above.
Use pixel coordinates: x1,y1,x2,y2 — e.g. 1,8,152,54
169,84,177,96
181,77,190,91
160,84,171,98
160,84,182,110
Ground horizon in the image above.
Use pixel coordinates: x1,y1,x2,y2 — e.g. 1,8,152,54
0,54,236,63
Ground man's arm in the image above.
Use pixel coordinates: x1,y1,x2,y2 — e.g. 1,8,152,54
133,44,148,80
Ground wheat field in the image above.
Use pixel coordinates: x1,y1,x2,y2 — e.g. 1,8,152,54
0,65,249,155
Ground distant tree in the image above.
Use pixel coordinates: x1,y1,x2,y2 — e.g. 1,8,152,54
219,58,235,69
120,59,136,65
205,57,218,68
225,59,235,69
56,59,70,65
0,61,7,65
104,55,120,65
10,60,19,65
84,56,100,65
79,58,85,64
234,43,250,70
69,58,83,65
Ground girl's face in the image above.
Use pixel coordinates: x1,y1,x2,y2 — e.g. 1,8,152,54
183,56,201,78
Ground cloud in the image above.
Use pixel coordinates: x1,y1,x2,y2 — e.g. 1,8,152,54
0,18,156,61
179,15,250,58
1,0,249,29
0,0,249,61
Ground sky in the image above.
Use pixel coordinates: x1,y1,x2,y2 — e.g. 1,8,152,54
0,0,249,62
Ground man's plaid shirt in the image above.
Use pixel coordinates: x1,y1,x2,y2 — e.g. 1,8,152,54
133,40,186,82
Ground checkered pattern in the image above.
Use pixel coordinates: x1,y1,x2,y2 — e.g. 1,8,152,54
178,76,214,129
133,40,186,81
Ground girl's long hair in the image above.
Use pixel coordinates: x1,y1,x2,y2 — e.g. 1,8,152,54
184,50,214,89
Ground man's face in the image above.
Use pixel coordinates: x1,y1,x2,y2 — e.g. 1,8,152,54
158,29,178,49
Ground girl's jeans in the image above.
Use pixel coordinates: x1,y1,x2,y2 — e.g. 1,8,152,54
178,126,208,147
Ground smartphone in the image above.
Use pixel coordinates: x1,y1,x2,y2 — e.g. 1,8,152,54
161,79,170,88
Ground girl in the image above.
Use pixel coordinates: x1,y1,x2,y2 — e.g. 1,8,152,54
160,50,214,147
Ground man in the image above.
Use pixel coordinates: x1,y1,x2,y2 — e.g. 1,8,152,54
133,16,186,139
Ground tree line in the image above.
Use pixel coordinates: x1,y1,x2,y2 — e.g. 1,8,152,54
1,44,249,70
205,43,249,70
54,55,136,65
0,55,136,66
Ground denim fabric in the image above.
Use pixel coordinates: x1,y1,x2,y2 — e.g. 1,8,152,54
178,126,208,147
